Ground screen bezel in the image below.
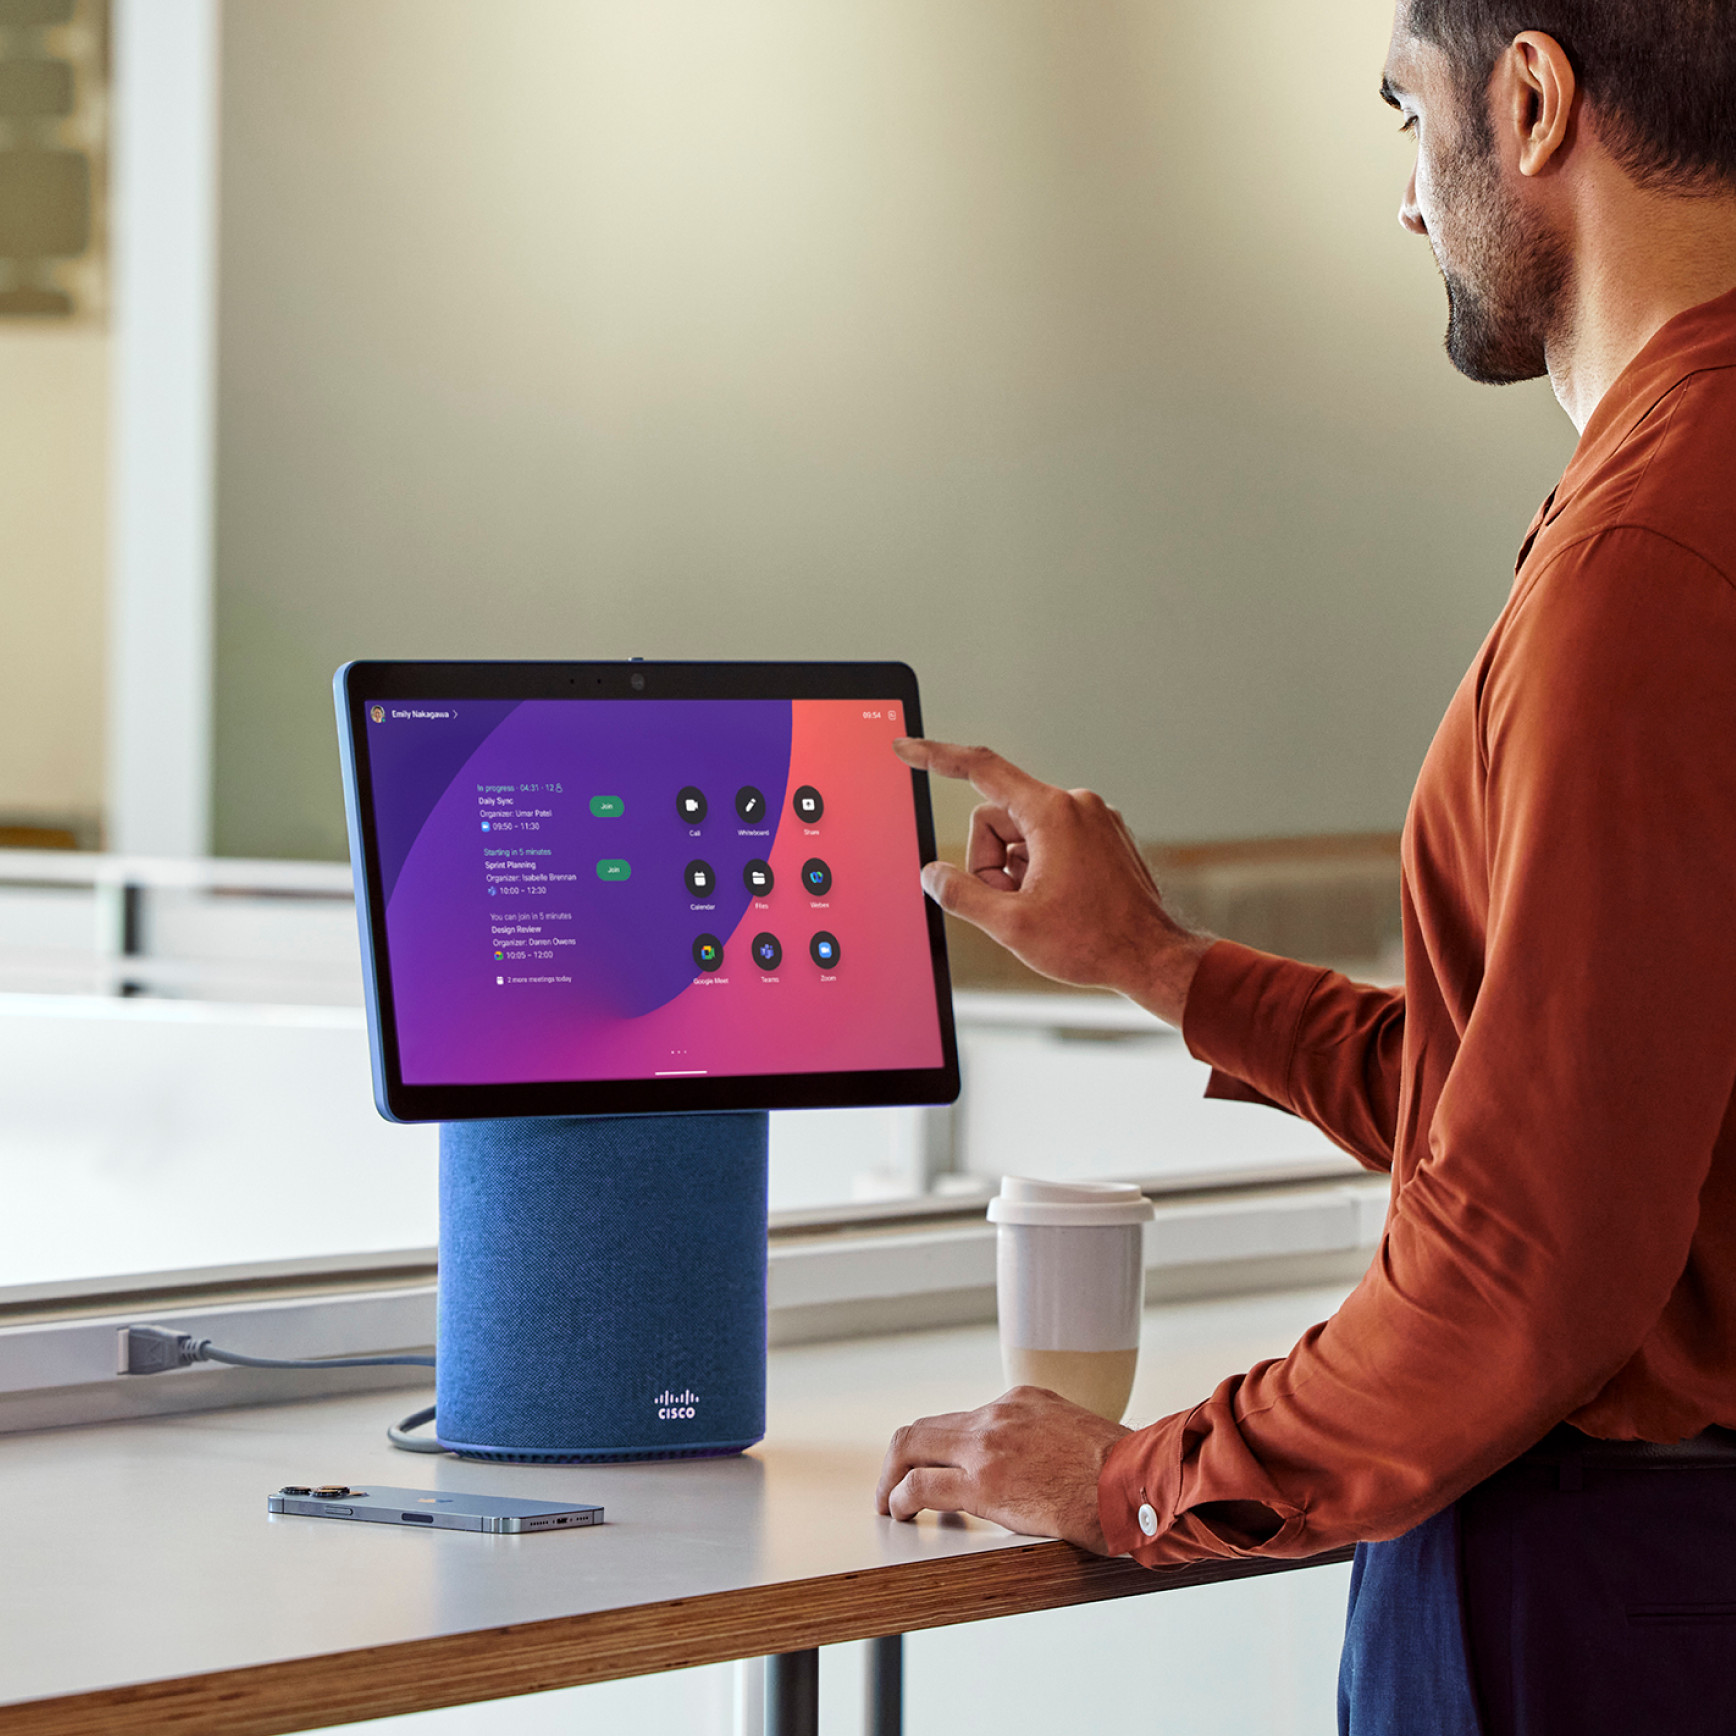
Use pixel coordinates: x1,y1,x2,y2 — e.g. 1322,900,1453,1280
336,660,960,1122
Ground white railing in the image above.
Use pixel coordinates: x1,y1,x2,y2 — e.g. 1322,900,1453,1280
0,850,361,1003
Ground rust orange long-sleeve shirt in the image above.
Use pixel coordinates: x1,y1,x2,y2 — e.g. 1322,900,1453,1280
1100,284,1736,1568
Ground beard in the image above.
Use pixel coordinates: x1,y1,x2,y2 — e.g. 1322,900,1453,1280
1433,118,1572,385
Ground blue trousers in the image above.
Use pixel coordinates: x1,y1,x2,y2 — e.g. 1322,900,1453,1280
1338,1453,1736,1735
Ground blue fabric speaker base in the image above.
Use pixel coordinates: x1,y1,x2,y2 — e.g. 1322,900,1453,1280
440,1436,760,1465
438,1112,769,1464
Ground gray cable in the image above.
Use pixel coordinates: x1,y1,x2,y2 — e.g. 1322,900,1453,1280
119,1327,444,1455
193,1342,445,1454
191,1341,435,1371
388,1404,446,1453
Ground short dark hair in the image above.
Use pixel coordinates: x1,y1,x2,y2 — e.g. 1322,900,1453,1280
1403,0,1736,189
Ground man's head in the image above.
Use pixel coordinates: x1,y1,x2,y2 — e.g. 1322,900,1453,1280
1383,1,1736,384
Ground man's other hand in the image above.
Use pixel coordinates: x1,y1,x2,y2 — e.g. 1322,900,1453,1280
894,738,1211,1026
875,1386,1131,1552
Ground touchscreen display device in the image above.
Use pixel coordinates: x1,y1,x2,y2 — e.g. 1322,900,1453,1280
336,661,959,1120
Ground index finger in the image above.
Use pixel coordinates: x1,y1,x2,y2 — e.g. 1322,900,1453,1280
893,739,1055,820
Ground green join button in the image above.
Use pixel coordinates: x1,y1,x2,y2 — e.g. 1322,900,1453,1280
589,795,625,817
596,858,631,882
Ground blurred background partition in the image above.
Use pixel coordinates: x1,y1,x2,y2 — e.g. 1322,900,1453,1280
210,0,1574,867
0,0,1580,883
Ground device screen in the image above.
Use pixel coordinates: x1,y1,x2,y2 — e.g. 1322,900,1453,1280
362,695,945,1086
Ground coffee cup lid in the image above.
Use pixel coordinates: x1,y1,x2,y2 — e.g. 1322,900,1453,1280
986,1176,1155,1226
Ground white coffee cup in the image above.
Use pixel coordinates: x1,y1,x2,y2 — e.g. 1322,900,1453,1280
988,1177,1154,1422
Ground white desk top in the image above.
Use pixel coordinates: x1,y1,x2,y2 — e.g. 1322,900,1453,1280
0,1287,1353,1735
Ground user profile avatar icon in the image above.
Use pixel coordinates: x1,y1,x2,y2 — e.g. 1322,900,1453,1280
692,933,723,972
684,859,715,897
801,858,832,896
369,705,385,724
809,931,840,968
677,786,707,824
743,858,774,895
793,785,823,822
751,932,782,971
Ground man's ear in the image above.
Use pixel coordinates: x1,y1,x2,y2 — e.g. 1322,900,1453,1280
1505,30,1576,177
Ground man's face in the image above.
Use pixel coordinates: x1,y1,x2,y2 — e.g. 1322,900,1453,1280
1383,29,1569,383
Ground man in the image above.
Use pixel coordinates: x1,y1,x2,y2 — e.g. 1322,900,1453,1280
875,4,1736,1730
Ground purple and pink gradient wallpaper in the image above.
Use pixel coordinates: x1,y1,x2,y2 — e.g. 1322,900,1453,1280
366,697,945,1085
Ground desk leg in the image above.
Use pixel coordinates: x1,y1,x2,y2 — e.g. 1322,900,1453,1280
766,1648,819,1736
866,1633,903,1736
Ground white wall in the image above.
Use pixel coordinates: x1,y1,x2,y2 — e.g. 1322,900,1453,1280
0,993,929,1282
0,996,438,1286
0,987,1355,1285
211,0,1576,861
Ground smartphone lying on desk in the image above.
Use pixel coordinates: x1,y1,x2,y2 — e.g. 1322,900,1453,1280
267,1485,603,1534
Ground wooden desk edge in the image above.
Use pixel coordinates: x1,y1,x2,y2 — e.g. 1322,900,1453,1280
1,1543,1355,1736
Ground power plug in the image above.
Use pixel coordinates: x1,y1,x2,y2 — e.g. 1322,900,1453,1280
116,1325,197,1375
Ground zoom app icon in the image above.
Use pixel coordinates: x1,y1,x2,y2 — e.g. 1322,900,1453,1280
751,932,782,971
809,931,840,968
692,933,723,972
743,858,774,895
684,859,715,897
801,858,832,896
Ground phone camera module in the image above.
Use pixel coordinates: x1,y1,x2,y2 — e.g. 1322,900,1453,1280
629,672,646,691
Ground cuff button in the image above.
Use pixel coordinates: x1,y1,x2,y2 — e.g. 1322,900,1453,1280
1137,1502,1158,1538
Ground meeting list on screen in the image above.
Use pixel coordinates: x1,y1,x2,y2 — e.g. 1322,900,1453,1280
364,697,945,1085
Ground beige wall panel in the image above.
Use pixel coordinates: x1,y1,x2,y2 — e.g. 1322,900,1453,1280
0,328,107,825
214,0,1575,860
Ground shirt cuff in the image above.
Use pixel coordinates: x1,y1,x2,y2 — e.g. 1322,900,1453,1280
1097,1392,1309,1568
1099,1413,1192,1560
1181,940,1330,1116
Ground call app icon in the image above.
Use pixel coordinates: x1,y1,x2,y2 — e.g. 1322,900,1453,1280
677,786,707,823
793,785,824,822
735,785,766,824
692,933,723,972
801,858,832,896
751,932,782,970
743,858,774,895
809,931,840,968
684,859,715,897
